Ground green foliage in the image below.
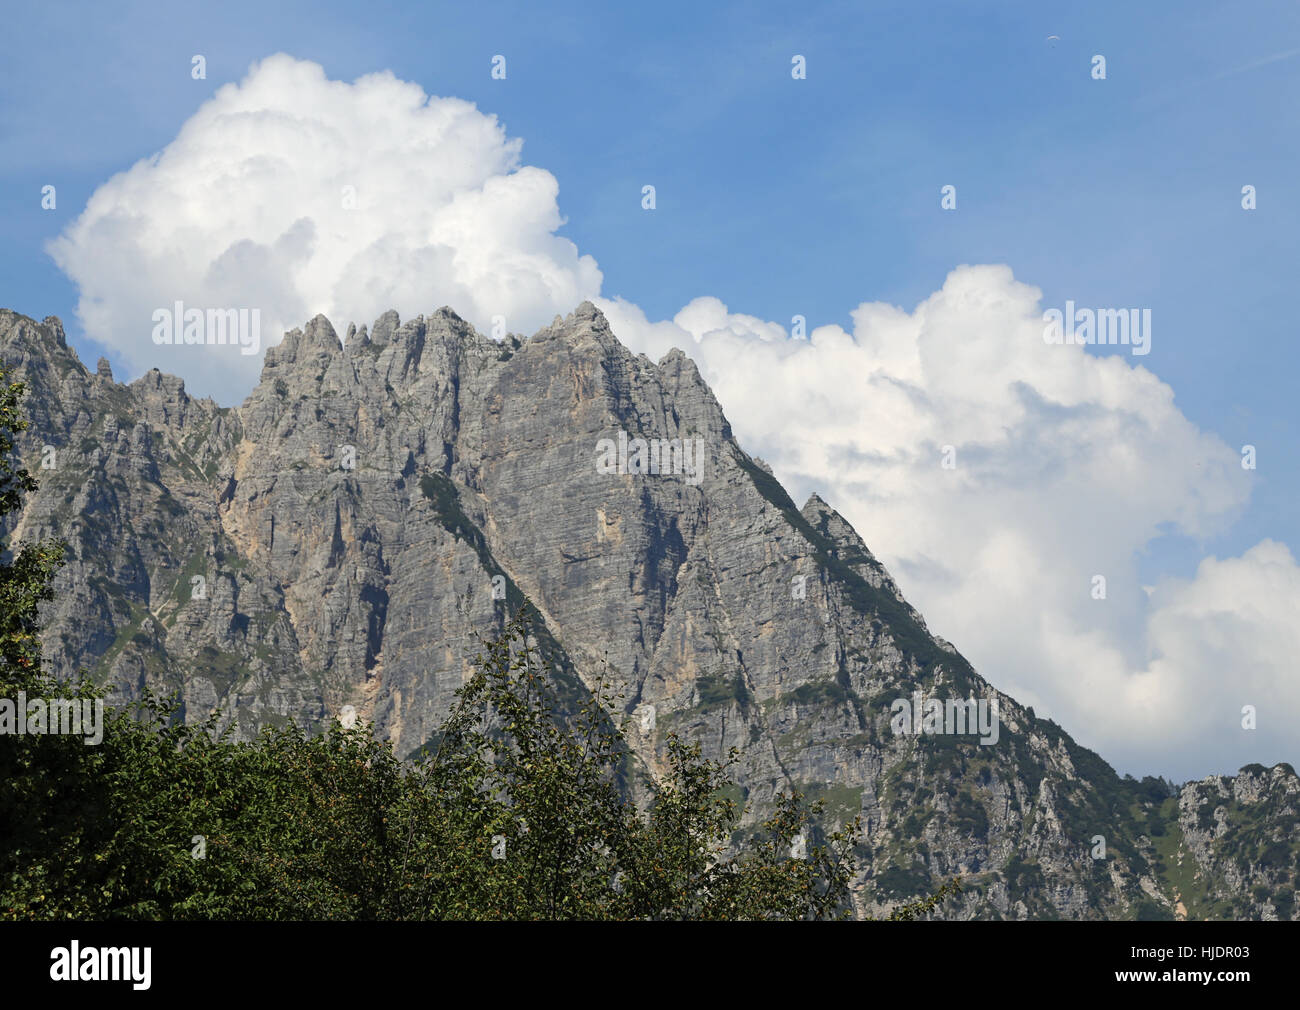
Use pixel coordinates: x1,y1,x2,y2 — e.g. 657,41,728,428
786,678,851,708
953,788,989,840
1133,897,1175,921
872,877,962,921
694,672,749,714
873,863,934,900
0,607,869,920
0,372,956,922
1003,853,1047,899
0,374,64,682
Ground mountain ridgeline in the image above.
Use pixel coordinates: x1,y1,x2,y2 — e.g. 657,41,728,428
1,304,1295,920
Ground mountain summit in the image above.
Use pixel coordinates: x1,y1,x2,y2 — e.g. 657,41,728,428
2,304,1295,920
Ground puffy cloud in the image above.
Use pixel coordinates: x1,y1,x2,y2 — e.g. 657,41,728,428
601,267,1285,779
51,56,1295,780
48,54,601,401
1124,541,1300,774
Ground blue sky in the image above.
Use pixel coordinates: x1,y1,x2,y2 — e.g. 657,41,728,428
1,0,1297,777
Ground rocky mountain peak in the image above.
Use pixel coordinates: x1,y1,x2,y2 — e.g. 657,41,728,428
0,302,1293,921
370,309,401,345
301,313,340,352
41,315,67,348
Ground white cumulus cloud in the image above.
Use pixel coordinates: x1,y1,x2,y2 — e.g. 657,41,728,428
48,53,601,401
599,269,1293,780
49,55,1297,781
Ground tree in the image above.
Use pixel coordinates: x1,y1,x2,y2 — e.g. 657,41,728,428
0,371,958,921
389,607,864,919
0,371,64,682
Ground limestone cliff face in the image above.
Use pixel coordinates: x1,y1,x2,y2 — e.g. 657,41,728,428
2,304,1294,919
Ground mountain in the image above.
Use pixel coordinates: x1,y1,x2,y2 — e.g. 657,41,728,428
1,304,1295,920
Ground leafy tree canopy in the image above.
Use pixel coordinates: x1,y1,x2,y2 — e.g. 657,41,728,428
0,369,956,921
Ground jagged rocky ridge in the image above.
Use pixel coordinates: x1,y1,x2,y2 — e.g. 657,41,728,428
1,304,1296,920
